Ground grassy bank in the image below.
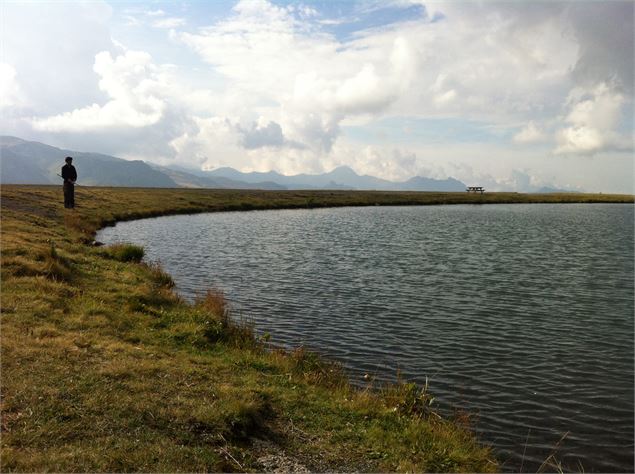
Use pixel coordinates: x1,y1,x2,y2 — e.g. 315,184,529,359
1,185,631,472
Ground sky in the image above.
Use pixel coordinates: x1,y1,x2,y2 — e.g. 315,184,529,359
1,0,633,193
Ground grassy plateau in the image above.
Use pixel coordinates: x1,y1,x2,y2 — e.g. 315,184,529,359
1,185,632,472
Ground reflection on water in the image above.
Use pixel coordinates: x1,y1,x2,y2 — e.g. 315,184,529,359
98,204,634,472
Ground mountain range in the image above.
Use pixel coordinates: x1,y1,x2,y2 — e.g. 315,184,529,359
0,136,468,191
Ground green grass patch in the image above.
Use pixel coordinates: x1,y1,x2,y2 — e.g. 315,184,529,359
105,243,145,262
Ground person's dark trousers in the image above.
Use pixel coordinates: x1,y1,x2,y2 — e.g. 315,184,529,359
63,182,75,208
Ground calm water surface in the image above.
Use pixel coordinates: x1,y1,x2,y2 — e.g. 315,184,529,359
98,204,634,472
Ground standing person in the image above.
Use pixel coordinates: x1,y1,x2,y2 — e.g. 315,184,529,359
61,156,77,209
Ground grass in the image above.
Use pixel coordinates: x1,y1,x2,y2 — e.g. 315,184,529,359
1,185,632,472
104,243,145,263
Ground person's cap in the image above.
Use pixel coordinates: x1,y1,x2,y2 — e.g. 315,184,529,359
65,156,73,162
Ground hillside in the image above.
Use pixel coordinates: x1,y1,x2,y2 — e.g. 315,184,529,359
147,163,285,190
0,137,467,191
0,137,177,187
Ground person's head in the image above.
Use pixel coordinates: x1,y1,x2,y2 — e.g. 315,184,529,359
65,156,73,164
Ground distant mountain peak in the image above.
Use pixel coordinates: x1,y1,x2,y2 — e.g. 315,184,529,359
331,165,356,172
328,165,359,177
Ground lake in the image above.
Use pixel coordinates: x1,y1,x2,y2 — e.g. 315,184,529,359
98,203,634,472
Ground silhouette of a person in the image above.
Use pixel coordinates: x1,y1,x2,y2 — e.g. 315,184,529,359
61,156,77,209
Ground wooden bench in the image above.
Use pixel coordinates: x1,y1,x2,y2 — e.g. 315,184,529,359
466,186,485,194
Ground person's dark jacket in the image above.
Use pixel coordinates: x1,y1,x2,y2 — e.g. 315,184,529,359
61,164,77,183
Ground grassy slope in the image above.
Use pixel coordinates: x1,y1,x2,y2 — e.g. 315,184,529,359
1,185,632,472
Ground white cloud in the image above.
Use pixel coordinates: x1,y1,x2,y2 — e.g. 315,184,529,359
169,0,630,190
348,145,419,182
170,117,242,167
178,0,419,154
513,121,547,144
336,64,393,114
121,8,185,29
32,50,166,131
240,120,284,149
0,63,26,109
153,17,186,29
555,82,630,154
2,0,633,192
170,115,318,174
1,1,114,116
434,89,457,107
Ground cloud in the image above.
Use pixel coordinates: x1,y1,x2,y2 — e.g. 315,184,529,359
153,17,186,29
170,117,242,167
0,63,26,109
160,0,632,186
348,145,419,182
513,121,547,144
555,82,630,155
239,120,284,149
1,1,114,116
178,0,415,153
2,0,633,193
335,63,395,114
169,116,316,173
32,50,167,131
567,1,634,93
121,8,185,29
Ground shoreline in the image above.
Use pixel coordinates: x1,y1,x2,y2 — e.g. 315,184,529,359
76,187,635,240
2,185,632,472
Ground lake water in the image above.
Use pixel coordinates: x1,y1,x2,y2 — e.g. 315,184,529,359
98,203,634,472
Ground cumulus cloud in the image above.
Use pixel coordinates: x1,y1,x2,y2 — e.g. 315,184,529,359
125,0,634,183
169,116,317,173
239,120,285,149
513,122,547,144
32,50,166,131
179,0,416,154
555,83,630,154
170,117,243,168
2,1,114,116
349,146,419,182
335,64,395,114
0,63,26,109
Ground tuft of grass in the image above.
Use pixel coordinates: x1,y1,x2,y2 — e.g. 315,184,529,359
41,242,73,282
144,261,175,289
384,378,437,419
286,346,348,388
3,242,73,281
105,243,145,262
197,288,228,317
197,289,258,349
